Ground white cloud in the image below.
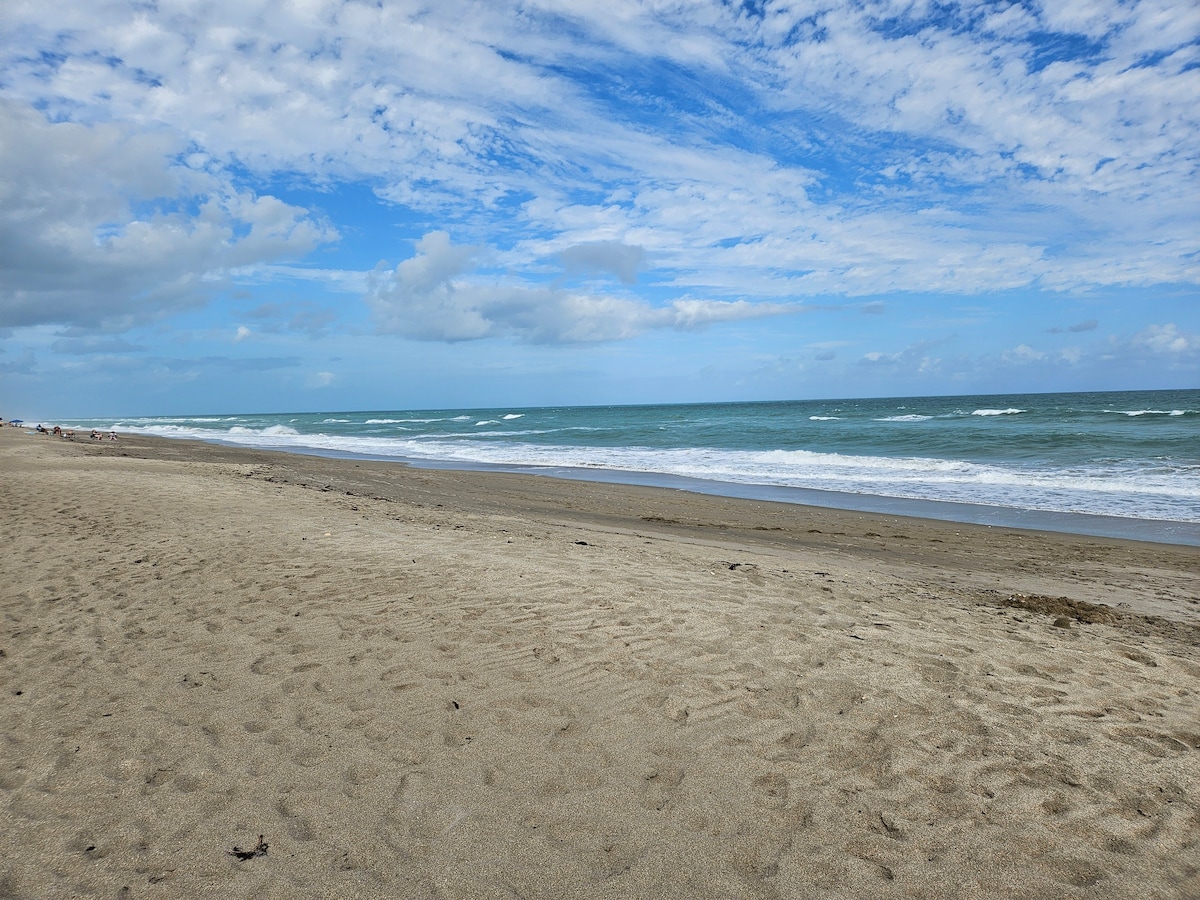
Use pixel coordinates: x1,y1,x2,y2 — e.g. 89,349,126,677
1134,323,1194,355
367,232,798,343
1002,344,1046,363
234,326,251,343
858,338,947,374
0,100,335,332
0,0,1195,340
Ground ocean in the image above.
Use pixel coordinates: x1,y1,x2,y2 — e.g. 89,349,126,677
65,389,1200,545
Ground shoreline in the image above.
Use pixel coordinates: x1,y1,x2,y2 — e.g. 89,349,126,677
357,456,1200,548
45,426,1200,547
2,425,1198,897
38,386,1200,541
13,427,1200,622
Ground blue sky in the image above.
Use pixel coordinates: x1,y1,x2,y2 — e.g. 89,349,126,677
1,0,1197,417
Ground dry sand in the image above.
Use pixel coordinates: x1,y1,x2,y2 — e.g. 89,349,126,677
1,427,1198,898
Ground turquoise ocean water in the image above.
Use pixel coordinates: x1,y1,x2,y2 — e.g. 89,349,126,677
65,389,1200,544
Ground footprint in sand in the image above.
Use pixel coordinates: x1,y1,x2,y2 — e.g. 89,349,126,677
640,763,685,811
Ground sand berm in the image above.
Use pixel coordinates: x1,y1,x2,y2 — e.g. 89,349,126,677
1,427,1198,898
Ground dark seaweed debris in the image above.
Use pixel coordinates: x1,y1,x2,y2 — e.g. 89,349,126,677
229,835,268,861
999,593,1121,624
981,592,1200,646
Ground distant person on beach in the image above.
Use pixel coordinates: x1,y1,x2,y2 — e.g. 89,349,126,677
108,432,119,441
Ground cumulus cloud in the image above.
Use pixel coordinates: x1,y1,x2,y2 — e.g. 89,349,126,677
1134,323,1195,355
1002,344,1047,363
367,232,797,343
858,338,948,373
0,100,335,333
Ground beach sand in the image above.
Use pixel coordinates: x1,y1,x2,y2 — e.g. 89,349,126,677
1,427,1198,898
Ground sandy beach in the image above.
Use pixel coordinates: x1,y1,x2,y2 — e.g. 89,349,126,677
1,426,1197,898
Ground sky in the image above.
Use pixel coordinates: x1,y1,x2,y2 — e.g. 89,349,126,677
1,0,1198,417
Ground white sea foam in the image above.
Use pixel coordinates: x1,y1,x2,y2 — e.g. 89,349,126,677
367,416,473,424
457,429,554,438
809,416,841,421
877,415,933,422
405,441,1193,520
114,424,203,435
1112,409,1189,417
972,408,1024,416
229,425,300,436
502,413,524,420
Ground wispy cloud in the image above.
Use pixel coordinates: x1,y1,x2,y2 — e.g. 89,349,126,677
1047,319,1099,334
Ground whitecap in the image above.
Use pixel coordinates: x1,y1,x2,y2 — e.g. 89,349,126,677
1115,409,1191,417
972,408,1024,416
229,425,300,436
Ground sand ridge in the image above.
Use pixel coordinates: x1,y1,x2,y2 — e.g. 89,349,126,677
1,429,1197,898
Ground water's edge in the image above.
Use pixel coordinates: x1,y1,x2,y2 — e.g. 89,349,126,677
209,437,1200,548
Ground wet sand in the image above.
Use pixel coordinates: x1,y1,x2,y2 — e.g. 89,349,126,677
1,427,1198,898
